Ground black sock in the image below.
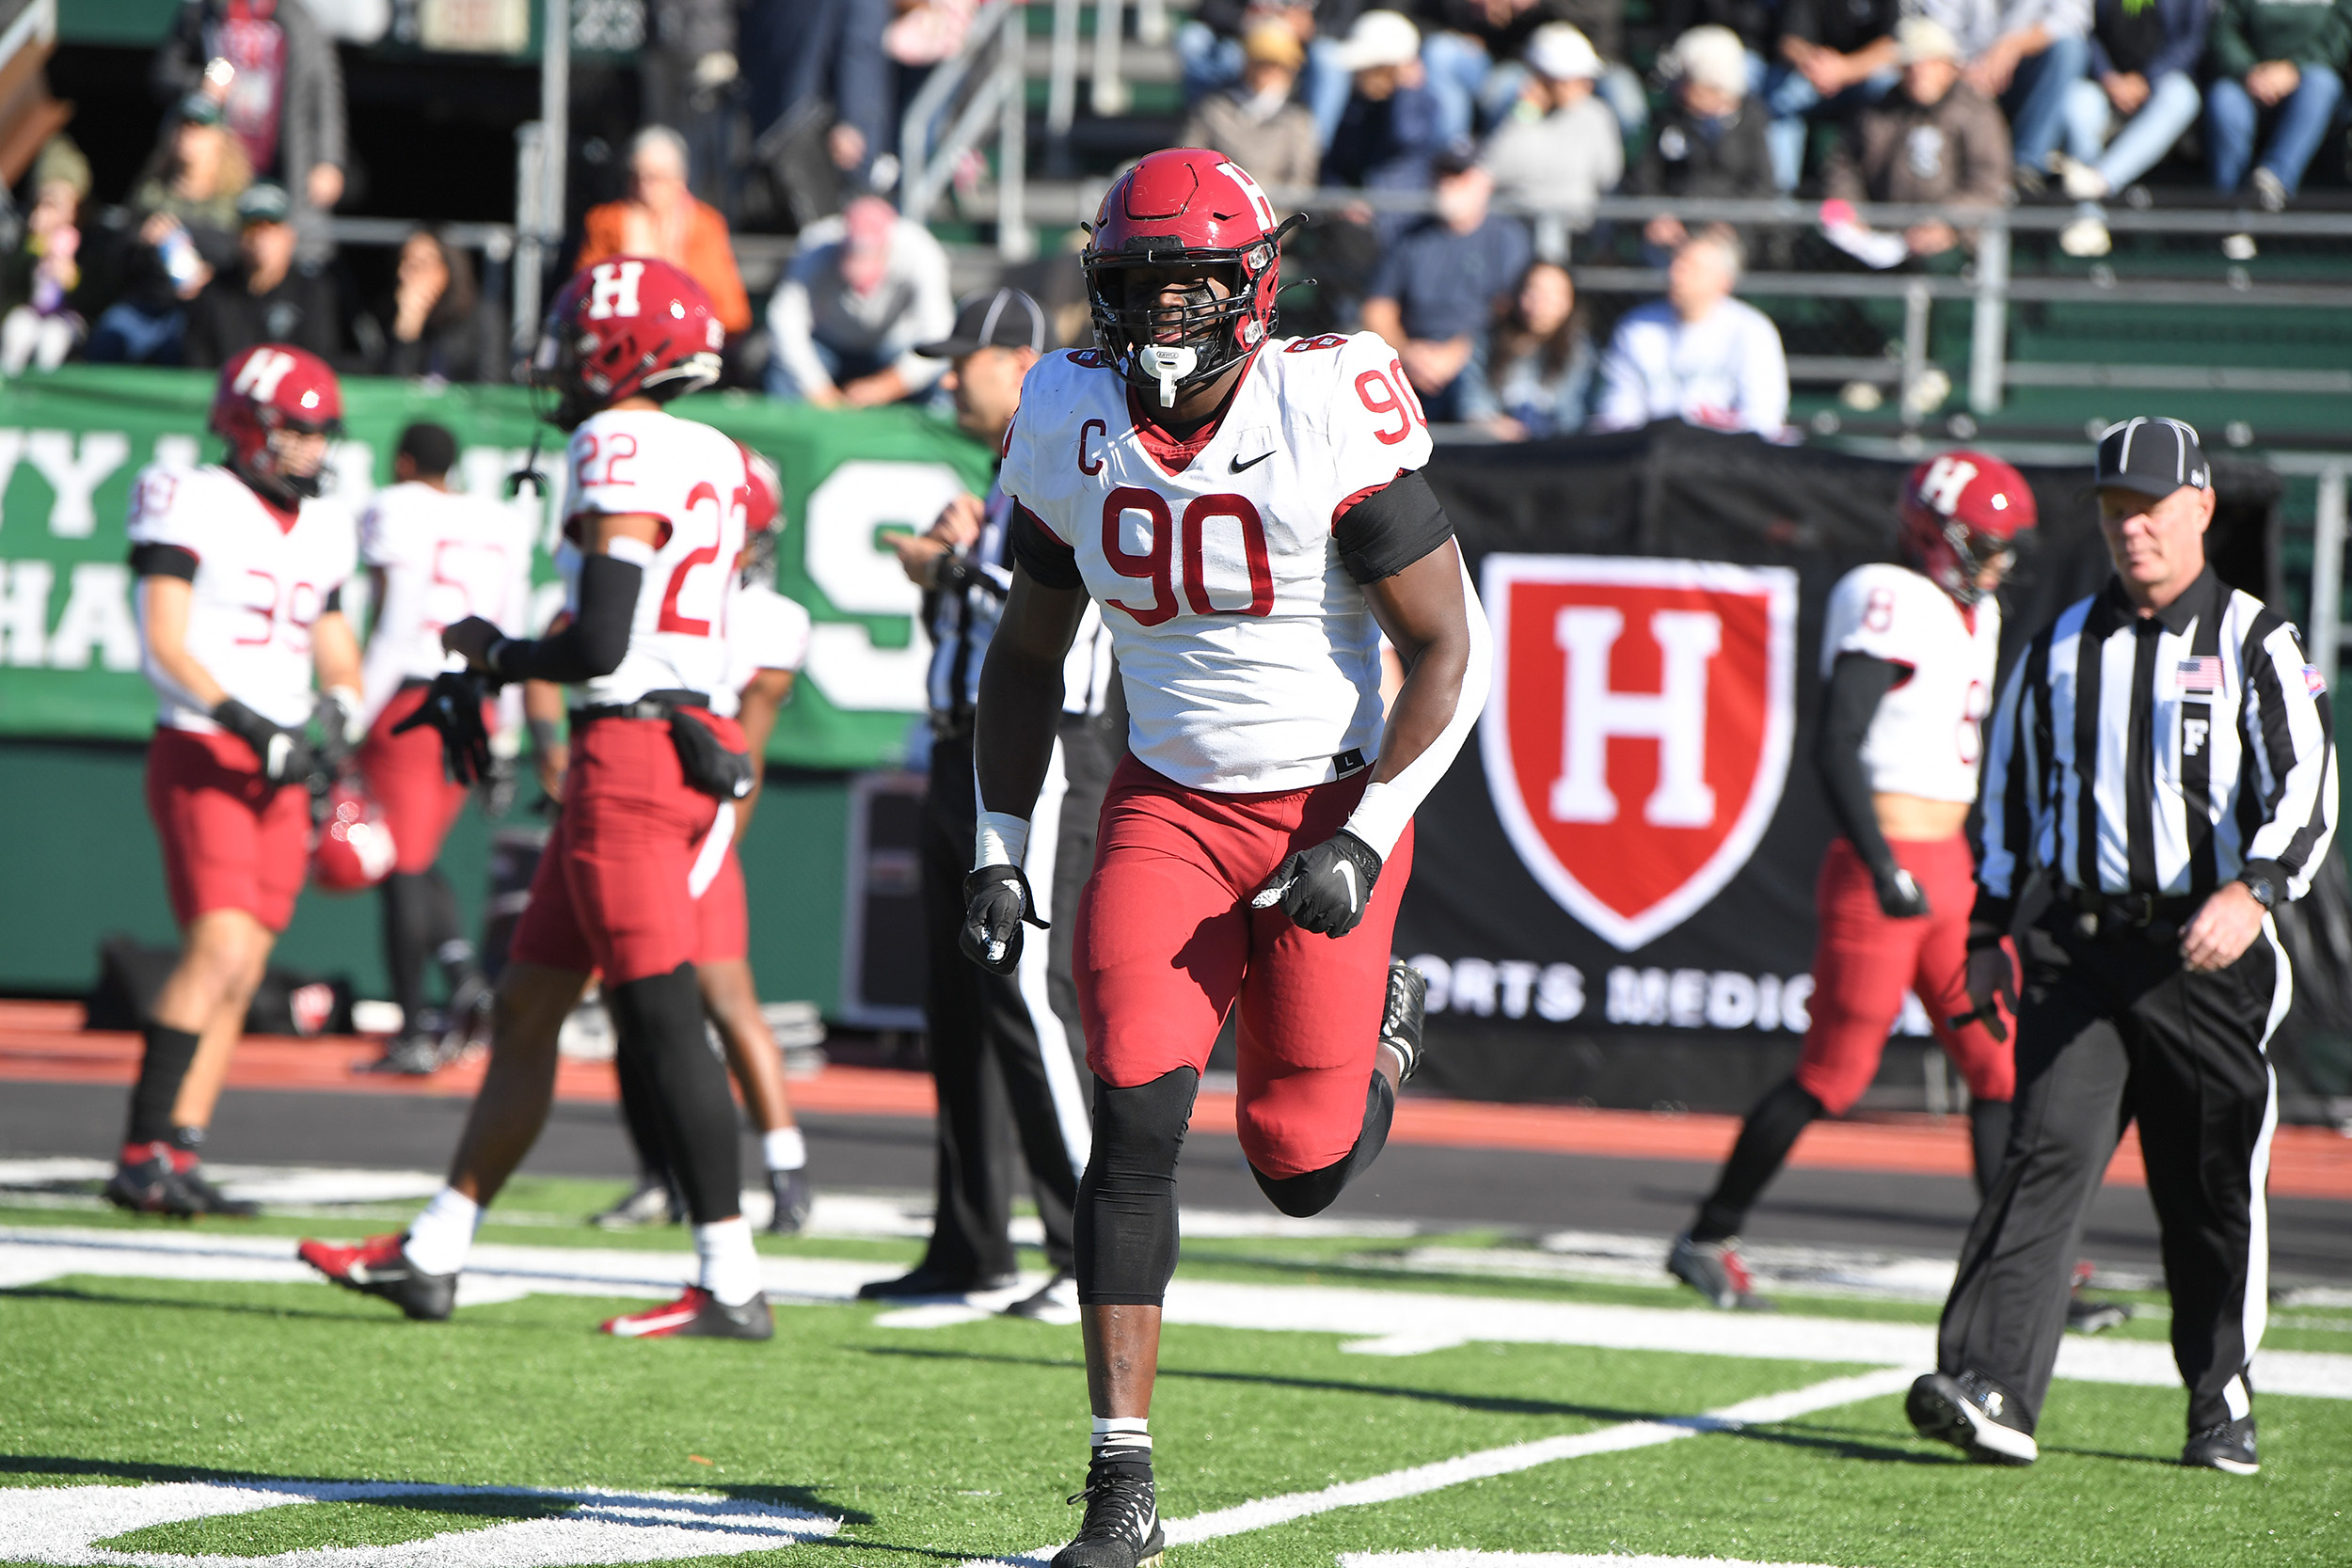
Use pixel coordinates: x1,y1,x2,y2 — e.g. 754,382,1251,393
1968,1099,2013,1198
379,872,437,1028
1692,1078,1822,1243
1249,1069,1396,1218
422,869,480,993
607,964,740,1227
613,1028,677,1194
126,1022,200,1148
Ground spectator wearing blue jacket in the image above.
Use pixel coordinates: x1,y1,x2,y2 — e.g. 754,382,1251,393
2054,0,2205,201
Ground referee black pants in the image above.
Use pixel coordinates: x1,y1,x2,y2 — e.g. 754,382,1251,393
914,718,1116,1281
1937,915,2285,1434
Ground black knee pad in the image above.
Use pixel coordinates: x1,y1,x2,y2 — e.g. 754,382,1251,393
608,963,739,1226
1076,1067,1199,1307
1248,1070,1395,1219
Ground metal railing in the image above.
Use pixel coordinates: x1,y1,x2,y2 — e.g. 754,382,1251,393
900,0,1032,259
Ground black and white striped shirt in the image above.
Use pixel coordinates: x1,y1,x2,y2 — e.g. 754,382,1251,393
1978,567,2338,909
925,480,1113,724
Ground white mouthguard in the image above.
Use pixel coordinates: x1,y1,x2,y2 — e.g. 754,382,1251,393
1137,344,1198,407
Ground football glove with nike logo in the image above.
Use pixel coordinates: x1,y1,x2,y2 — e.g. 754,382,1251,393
213,697,325,789
961,863,1049,974
1253,830,1383,938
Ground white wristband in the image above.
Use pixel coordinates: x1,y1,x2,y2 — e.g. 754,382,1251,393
325,685,366,743
1340,780,1413,861
976,810,1032,869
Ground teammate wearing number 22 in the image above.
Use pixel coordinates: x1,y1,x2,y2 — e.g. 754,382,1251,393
1671,451,2037,1310
964,150,1492,1568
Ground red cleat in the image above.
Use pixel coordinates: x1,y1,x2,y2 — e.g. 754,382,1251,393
298,1233,456,1322
601,1286,773,1339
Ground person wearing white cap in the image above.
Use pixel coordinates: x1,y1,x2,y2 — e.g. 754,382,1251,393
1760,0,1902,189
1630,25,1775,255
1906,0,2094,187
1477,23,1623,254
1323,9,1450,223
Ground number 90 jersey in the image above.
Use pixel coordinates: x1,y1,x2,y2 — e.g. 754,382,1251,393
564,407,748,707
1001,331,1434,794
1821,562,2002,803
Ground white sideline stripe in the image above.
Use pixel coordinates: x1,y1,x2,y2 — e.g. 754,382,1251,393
957,1370,1919,1568
8,1226,2352,1400
1343,1554,1851,1568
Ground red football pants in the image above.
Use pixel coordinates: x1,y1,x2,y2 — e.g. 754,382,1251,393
145,726,310,933
358,684,474,874
1795,833,2014,1115
1075,754,1413,1180
506,714,732,984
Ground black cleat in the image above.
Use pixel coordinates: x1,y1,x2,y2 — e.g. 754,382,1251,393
360,1032,453,1076
298,1233,458,1322
602,1287,773,1339
174,1164,259,1217
1052,1450,1164,1568
1908,1370,2038,1465
1003,1269,1080,1323
2065,1292,2129,1335
766,1167,813,1235
1667,1232,1769,1310
1379,958,1427,1085
855,1265,1018,1301
2182,1416,2258,1474
594,1177,680,1230
104,1147,201,1216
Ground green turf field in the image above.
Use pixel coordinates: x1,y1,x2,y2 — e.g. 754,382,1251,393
3,1180,2346,1568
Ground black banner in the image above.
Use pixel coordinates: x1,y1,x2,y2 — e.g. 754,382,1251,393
1401,422,2310,1114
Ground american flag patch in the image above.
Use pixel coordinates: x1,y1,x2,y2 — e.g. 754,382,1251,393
2175,656,2225,695
2307,665,2329,698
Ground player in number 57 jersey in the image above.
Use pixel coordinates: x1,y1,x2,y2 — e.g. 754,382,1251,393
963,150,1493,1568
1670,451,2038,1310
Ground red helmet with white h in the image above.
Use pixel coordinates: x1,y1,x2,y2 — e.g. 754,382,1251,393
1899,450,2039,606
737,440,784,587
1083,149,1299,408
535,256,724,431
312,782,398,892
213,344,342,507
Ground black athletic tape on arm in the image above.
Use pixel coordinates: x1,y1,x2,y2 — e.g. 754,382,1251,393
324,585,342,613
1333,468,1454,585
1818,653,1904,886
129,543,199,581
1009,502,1082,589
490,553,642,683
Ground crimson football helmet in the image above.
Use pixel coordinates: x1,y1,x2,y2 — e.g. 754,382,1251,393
1082,149,1301,408
533,256,724,431
312,783,398,893
1899,450,2039,606
213,344,342,506
738,441,784,587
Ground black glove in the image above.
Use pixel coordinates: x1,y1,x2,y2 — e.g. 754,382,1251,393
391,671,495,786
213,697,323,788
1253,830,1384,939
1874,865,1931,920
960,863,1047,974
314,688,361,772
1953,932,2018,1042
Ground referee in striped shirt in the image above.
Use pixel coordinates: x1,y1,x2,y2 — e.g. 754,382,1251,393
1909,417,2338,1476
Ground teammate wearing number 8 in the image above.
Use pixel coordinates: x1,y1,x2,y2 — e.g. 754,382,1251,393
965,149,1492,1568
1670,451,2037,1311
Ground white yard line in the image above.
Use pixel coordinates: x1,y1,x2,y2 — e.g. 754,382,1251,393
1343,1554,1851,1568
957,1370,1919,1568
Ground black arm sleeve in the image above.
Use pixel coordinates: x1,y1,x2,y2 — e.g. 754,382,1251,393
324,585,343,613
129,543,199,580
1332,468,1454,585
1818,653,1904,887
488,553,642,684
1009,502,1083,590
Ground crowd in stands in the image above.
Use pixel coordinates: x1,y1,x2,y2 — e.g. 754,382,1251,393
8,0,2351,442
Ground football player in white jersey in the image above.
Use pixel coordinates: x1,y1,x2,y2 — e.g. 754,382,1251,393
1670,452,2038,1310
299,259,774,1339
114,343,361,1216
963,150,1493,1568
352,420,537,1075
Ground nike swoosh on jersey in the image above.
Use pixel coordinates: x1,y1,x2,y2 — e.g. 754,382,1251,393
1230,450,1274,473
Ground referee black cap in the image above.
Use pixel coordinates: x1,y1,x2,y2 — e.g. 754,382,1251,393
2095,416,2210,499
916,288,1049,358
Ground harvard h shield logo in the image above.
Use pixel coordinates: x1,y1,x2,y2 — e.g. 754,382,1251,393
1480,556,1799,952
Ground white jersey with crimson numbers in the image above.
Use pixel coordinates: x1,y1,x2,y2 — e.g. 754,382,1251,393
999,331,1438,793
358,481,538,722
127,463,358,734
563,407,748,708
710,583,813,719
1821,561,2002,803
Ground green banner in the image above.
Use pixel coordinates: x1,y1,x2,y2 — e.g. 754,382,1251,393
0,366,994,769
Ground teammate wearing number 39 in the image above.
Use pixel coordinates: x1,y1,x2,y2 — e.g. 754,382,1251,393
965,149,1492,1568
1671,451,2037,1310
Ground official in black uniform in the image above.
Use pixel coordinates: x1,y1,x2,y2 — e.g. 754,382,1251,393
865,289,1120,1319
1911,418,2338,1475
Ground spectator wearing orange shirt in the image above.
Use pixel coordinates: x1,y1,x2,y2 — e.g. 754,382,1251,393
575,126,753,337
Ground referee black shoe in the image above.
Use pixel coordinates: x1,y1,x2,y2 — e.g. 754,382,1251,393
2183,1417,2259,1475
1378,958,1428,1085
1907,1370,2038,1465
1052,1449,1164,1568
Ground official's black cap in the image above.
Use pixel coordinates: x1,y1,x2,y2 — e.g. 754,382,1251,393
2095,416,2210,499
915,288,1048,358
